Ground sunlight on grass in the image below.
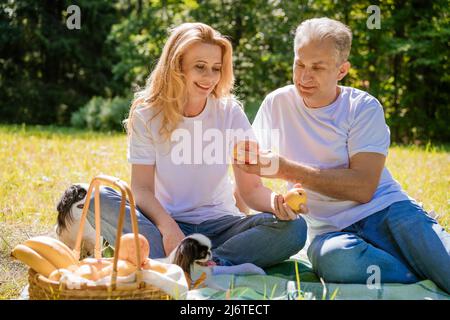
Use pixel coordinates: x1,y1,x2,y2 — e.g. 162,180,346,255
0,124,449,299
0,125,130,227
386,144,450,229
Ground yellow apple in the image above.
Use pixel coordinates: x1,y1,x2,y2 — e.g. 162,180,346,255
284,188,307,213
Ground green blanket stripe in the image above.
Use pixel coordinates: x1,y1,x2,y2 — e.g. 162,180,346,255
186,257,450,300
264,258,320,283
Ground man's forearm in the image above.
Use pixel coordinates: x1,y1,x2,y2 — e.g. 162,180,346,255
278,157,374,203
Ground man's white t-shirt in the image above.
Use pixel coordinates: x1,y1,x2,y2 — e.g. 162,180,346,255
127,96,251,224
252,85,411,240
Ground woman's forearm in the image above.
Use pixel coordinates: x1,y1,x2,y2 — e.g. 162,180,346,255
132,186,178,229
241,185,275,214
132,185,186,255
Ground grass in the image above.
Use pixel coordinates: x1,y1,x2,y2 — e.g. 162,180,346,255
0,124,449,299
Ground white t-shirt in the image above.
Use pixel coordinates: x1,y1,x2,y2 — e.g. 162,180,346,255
127,96,252,224
252,85,411,240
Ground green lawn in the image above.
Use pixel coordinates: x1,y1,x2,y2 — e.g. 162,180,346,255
0,124,449,299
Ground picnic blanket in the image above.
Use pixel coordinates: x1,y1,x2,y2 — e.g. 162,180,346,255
186,252,450,300
19,251,449,300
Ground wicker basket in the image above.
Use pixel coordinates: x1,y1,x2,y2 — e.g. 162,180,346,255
28,174,173,300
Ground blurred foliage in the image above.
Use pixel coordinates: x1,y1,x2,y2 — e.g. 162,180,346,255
70,95,131,131
1,0,449,142
0,0,120,125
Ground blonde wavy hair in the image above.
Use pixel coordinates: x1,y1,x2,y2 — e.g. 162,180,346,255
124,22,234,141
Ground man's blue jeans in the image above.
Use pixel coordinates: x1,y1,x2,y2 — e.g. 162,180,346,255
307,200,450,293
86,187,307,268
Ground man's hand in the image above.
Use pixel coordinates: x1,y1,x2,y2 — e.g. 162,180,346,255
271,192,308,221
158,222,185,256
234,149,283,178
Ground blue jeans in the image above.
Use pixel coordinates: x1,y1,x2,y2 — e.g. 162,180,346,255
307,200,450,293
86,187,307,268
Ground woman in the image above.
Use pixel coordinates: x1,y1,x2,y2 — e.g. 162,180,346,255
88,22,307,268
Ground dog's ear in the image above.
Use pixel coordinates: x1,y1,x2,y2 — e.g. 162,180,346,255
56,184,87,234
173,238,198,275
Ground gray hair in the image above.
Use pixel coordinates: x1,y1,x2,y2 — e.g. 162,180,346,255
294,17,352,64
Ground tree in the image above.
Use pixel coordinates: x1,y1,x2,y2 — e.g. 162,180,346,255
0,0,119,125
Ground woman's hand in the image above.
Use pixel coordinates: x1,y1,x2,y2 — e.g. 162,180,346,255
158,221,186,256
271,192,308,221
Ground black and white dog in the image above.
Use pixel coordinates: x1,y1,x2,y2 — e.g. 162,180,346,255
163,233,266,285
163,233,214,276
55,183,97,257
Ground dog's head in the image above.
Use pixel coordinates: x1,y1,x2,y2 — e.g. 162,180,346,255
56,184,88,235
55,183,96,256
172,234,212,275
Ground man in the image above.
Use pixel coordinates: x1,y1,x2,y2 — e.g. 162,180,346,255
237,17,450,293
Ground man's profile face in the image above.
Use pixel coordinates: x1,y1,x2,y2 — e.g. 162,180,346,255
293,37,349,108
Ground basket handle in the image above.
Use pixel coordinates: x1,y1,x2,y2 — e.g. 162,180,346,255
73,174,144,289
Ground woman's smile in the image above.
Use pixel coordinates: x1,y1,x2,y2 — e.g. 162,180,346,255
195,82,213,91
